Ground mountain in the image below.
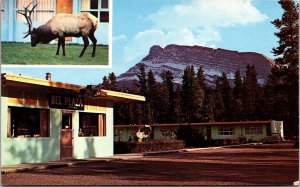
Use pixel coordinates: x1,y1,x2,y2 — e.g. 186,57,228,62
117,44,275,89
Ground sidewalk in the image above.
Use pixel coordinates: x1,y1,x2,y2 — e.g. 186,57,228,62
1,153,143,174
1,143,262,174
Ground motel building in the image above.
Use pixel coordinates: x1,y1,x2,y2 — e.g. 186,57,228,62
1,0,109,45
1,73,145,166
114,120,284,144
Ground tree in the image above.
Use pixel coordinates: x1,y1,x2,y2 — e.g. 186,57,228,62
196,66,206,90
161,70,175,122
265,0,299,136
243,65,261,120
272,0,299,68
101,76,110,89
108,72,118,90
137,64,147,96
180,66,204,122
233,69,245,121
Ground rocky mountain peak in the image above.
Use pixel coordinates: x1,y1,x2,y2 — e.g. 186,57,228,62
117,44,275,89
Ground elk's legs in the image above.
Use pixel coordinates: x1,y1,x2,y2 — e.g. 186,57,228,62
89,33,97,57
79,36,89,57
56,37,66,56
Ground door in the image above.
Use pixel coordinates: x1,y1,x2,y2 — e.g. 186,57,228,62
60,112,73,160
56,0,73,41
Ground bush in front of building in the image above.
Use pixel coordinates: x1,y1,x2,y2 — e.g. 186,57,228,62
114,140,185,154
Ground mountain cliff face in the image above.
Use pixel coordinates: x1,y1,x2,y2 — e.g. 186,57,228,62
117,44,275,88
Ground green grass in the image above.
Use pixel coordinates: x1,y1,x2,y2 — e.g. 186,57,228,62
1,42,108,65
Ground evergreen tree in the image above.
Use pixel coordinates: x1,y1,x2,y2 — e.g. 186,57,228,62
180,66,204,122
233,69,245,120
266,0,299,136
108,72,118,90
196,66,206,90
243,65,261,120
161,70,175,122
201,87,215,122
213,78,225,121
137,64,147,96
272,0,299,68
146,70,157,123
102,76,110,89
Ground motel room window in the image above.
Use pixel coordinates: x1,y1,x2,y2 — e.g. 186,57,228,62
81,0,109,22
79,112,106,137
245,126,263,135
16,0,55,22
218,128,235,135
8,107,50,138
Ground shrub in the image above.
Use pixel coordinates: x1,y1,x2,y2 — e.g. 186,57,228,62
114,140,185,154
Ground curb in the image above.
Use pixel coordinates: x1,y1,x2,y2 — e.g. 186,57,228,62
143,143,263,156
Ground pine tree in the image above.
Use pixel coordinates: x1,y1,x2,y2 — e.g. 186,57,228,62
272,0,299,68
102,76,110,89
267,0,299,136
108,72,118,91
146,70,157,123
180,66,204,122
233,69,245,120
196,66,206,90
137,64,147,96
161,70,175,122
243,65,261,120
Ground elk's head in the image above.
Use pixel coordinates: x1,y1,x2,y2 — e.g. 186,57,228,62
17,2,38,47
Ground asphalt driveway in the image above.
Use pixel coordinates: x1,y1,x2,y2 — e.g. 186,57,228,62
1,143,298,186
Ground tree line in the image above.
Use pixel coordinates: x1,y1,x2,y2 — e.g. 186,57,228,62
100,0,298,137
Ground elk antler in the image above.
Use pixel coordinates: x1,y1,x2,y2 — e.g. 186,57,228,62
17,2,38,38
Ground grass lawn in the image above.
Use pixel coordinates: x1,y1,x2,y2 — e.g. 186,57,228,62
1,42,108,65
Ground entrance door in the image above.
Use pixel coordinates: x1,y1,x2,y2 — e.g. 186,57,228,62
56,0,73,41
60,112,73,160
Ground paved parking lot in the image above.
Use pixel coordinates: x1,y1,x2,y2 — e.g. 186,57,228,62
1,143,298,186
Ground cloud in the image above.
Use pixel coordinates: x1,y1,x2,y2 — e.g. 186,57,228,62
122,0,268,63
148,0,268,30
113,35,127,43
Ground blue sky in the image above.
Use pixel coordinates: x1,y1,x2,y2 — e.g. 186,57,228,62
3,0,283,86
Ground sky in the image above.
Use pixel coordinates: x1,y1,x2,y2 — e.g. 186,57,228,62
2,0,284,86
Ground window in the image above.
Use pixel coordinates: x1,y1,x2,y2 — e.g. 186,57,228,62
81,0,109,22
8,107,50,138
245,126,263,135
218,128,235,135
1,0,4,21
16,0,55,22
79,113,106,137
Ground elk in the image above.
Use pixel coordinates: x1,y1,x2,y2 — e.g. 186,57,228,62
18,2,98,57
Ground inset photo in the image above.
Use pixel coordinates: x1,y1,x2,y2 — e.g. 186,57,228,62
1,0,110,65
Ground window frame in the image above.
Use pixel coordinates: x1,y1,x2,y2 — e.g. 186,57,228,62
79,112,106,137
218,127,235,136
7,106,50,138
245,125,263,135
80,0,109,23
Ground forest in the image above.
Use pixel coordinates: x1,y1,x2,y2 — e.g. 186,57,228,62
100,0,298,137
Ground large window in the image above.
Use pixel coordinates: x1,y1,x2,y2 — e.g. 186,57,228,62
218,128,235,135
16,0,55,22
81,0,109,22
8,107,50,138
79,112,106,137
245,125,263,135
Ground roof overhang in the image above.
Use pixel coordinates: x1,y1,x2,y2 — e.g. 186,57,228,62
1,73,145,103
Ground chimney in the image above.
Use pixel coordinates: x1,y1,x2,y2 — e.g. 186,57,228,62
46,72,51,80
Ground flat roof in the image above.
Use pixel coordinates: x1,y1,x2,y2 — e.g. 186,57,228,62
115,120,273,128
1,73,145,102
